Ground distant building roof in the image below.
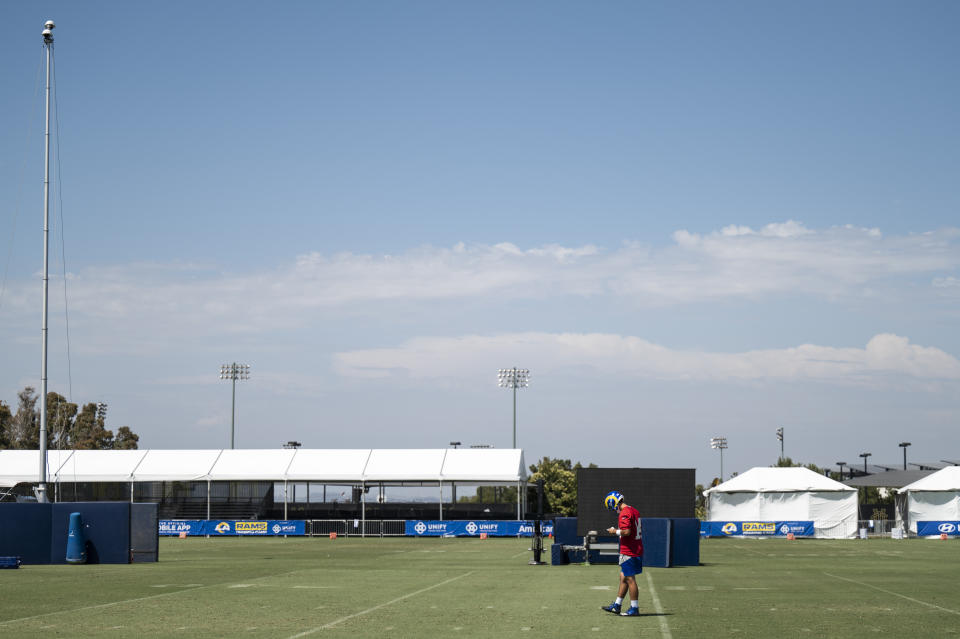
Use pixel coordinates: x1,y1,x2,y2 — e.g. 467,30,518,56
843,469,934,488
908,461,949,471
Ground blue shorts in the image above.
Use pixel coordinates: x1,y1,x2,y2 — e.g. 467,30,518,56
619,555,643,577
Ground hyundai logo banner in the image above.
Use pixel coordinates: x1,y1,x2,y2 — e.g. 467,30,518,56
406,520,554,537
159,520,306,536
917,521,960,536
700,521,814,537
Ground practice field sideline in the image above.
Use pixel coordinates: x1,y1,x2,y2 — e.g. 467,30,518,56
1,537,958,637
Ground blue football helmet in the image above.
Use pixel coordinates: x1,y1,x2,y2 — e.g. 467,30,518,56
604,490,624,511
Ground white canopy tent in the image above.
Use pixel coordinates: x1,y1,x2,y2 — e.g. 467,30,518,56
0,448,529,521
704,467,858,538
896,466,960,534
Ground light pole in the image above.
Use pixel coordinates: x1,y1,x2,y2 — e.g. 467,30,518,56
898,442,911,470
498,368,529,449
220,363,250,449
859,452,872,475
710,436,728,481
449,441,461,449
776,427,784,461
836,461,847,481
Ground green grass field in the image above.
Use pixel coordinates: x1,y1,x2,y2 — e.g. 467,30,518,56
1,536,958,638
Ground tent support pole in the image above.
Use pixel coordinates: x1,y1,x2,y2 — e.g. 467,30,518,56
361,481,365,538
439,480,443,521
284,479,288,520
517,480,521,520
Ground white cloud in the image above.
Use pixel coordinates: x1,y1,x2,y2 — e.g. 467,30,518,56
2,223,958,340
334,332,960,386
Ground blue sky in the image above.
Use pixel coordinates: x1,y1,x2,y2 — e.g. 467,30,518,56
2,2,960,485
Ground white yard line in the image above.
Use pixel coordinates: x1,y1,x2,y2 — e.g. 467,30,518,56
286,571,474,638
645,571,673,639
823,573,960,616
733,544,768,556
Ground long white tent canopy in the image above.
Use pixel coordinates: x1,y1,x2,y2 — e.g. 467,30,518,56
0,448,528,488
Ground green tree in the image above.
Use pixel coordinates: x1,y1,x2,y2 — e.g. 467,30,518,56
113,426,139,450
46,392,78,448
527,457,596,516
0,400,11,448
69,402,115,449
2,388,140,450
9,387,40,449
695,483,707,520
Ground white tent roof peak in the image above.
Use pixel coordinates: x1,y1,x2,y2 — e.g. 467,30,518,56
704,466,855,495
897,465,960,492
0,448,526,485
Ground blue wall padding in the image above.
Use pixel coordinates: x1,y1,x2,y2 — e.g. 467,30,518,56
551,543,568,565
553,517,579,546
566,548,586,563
51,502,131,564
130,503,159,562
66,512,87,564
548,516,699,568
670,518,700,567
641,518,672,568
0,504,53,564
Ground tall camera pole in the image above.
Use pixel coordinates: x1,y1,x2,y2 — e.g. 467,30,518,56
37,19,56,504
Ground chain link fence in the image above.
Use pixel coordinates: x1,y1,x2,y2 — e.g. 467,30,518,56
307,519,406,537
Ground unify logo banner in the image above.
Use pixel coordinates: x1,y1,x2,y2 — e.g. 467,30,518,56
405,520,555,537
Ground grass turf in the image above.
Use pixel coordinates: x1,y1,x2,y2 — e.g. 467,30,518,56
0,536,958,637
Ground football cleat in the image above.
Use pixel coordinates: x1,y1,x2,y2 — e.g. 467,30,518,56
601,602,621,614
620,606,640,617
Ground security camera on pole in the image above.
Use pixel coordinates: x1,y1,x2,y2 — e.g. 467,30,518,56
776,427,784,461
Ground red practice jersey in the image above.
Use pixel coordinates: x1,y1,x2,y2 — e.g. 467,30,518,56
617,504,643,557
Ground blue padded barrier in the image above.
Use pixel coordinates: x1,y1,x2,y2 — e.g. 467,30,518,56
66,512,87,564
552,517,579,546
550,543,568,565
670,518,700,566
641,518,672,568
0,504,53,564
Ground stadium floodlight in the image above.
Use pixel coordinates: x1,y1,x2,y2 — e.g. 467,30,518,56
710,436,728,481
283,441,301,449
498,368,529,449
449,441,461,448
836,461,847,481
220,363,250,449
898,442,911,471
776,427,784,460
859,452,872,475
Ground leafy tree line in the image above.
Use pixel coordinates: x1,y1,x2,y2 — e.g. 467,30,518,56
0,387,139,450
